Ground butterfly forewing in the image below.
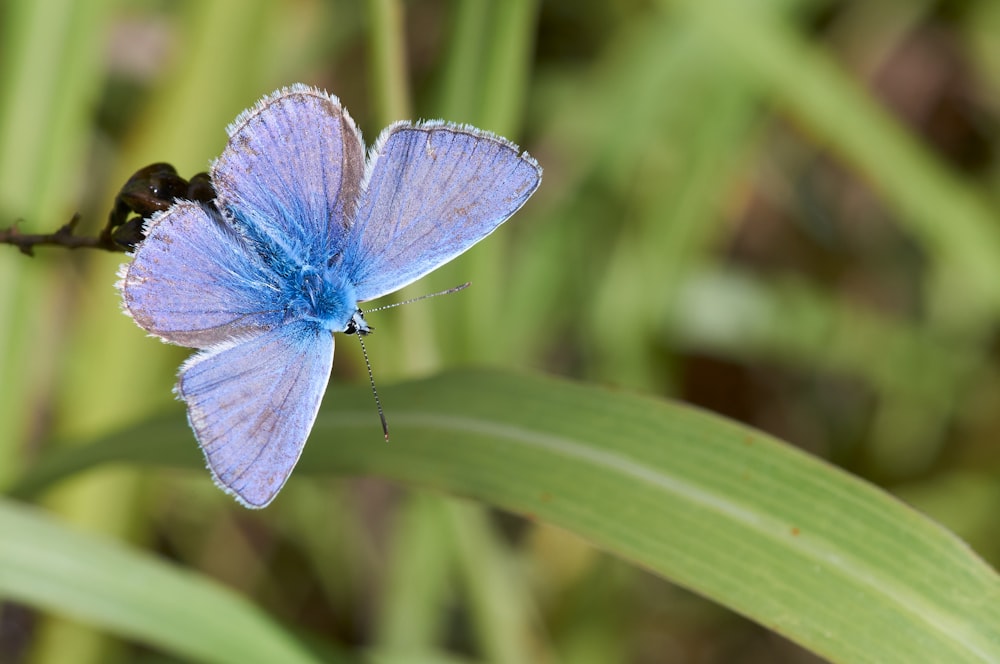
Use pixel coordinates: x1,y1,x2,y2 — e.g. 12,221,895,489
344,123,542,302
212,85,366,261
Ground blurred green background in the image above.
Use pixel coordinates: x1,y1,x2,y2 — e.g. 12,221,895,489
2,0,999,662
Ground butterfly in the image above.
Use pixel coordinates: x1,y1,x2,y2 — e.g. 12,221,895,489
118,84,542,508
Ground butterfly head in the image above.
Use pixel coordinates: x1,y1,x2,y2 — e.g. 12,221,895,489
343,309,370,336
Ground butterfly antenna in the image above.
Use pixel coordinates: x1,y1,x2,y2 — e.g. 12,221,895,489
364,282,470,314
357,282,469,441
356,330,389,441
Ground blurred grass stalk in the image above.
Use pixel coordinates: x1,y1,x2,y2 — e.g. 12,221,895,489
660,0,1000,473
0,1,324,662
0,1,129,663
0,0,109,490
366,3,547,662
424,0,541,365
668,0,1000,318
539,0,999,476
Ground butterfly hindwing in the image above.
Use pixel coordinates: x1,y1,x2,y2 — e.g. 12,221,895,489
212,84,366,261
177,322,335,508
344,122,542,302
119,201,283,348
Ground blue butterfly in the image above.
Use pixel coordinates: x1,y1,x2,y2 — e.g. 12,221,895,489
119,84,542,508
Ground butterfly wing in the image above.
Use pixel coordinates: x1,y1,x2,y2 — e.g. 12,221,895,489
212,84,366,260
177,322,334,508
119,201,283,348
344,122,542,302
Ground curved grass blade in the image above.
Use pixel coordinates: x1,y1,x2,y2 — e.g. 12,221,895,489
9,369,1000,663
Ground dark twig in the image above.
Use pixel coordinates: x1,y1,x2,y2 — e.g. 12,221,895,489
0,214,122,257
1,162,215,257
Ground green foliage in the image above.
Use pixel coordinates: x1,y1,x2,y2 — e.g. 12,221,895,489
0,499,321,664
1,1,998,662
10,370,1000,662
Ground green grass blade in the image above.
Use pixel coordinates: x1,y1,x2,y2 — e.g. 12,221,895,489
444,502,541,664
11,369,1000,663
0,498,319,664
366,0,411,126
374,494,455,651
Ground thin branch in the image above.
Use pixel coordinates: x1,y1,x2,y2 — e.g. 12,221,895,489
0,214,122,257
1,162,215,257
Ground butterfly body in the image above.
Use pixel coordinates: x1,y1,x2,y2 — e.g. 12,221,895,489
282,262,359,332
119,84,541,508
